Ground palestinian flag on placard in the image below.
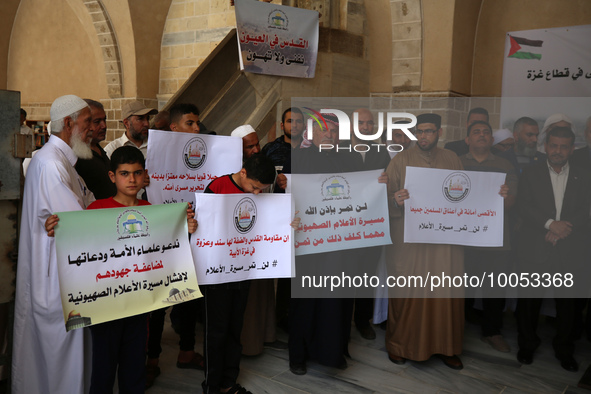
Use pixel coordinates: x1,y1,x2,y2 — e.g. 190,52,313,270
507,35,543,60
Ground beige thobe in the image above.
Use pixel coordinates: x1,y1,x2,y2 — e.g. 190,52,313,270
385,145,464,361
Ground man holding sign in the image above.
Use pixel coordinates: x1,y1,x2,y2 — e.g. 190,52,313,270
460,121,516,353
385,113,466,369
288,113,363,375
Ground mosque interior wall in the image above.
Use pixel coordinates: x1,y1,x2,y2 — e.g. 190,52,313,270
0,0,589,143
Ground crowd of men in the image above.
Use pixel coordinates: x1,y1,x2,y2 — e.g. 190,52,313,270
12,95,591,393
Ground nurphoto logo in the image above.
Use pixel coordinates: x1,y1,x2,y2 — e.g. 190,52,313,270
303,108,418,153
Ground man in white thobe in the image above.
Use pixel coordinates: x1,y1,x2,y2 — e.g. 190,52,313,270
13,95,95,393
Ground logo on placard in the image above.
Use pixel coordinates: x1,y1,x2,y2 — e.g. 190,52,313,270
321,176,351,201
234,197,257,234
116,209,150,240
182,137,207,170
268,10,288,30
442,172,471,203
65,310,91,331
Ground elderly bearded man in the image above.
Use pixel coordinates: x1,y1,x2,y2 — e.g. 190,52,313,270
13,95,95,393
75,99,116,199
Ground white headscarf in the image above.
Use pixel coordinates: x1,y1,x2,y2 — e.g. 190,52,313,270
538,113,573,153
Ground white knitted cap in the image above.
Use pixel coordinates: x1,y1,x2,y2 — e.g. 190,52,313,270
50,95,89,122
231,124,256,139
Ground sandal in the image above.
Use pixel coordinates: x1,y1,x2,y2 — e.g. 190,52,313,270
222,383,252,394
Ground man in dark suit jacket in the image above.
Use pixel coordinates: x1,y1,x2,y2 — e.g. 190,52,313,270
568,116,591,340
515,126,591,372
570,116,591,169
348,108,392,340
498,116,546,174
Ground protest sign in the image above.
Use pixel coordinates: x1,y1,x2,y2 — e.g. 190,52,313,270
235,0,318,78
146,130,243,206
55,203,200,331
191,193,293,284
291,169,391,256
403,166,505,247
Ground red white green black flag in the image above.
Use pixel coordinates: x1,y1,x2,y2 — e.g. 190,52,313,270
507,35,543,60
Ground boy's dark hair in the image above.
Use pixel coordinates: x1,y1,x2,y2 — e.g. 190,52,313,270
170,103,200,124
20,108,27,117
282,107,303,124
243,153,276,185
546,126,575,145
467,120,492,136
110,146,145,172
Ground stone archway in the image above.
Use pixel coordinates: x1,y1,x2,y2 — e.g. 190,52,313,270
82,0,123,98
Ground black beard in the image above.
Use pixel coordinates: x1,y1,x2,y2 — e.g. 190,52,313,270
417,137,439,152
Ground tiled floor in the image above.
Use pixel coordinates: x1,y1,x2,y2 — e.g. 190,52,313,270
148,310,591,393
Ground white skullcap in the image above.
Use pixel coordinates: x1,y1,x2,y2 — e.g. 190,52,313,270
47,121,52,136
231,124,256,139
493,128,513,146
50,95,89,122
542,113,572,132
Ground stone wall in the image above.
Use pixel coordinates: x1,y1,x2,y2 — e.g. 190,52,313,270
157,0,244,106
390,0,422,90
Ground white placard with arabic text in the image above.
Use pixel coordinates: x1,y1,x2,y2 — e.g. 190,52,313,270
191,193,293,285
291,170,391,256
235,0,319,78
146,130,243,207
403,167,505,246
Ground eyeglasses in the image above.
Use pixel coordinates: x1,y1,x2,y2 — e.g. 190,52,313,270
413,129,437,136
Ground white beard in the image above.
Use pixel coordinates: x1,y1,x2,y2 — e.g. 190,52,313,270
70,128,93,159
